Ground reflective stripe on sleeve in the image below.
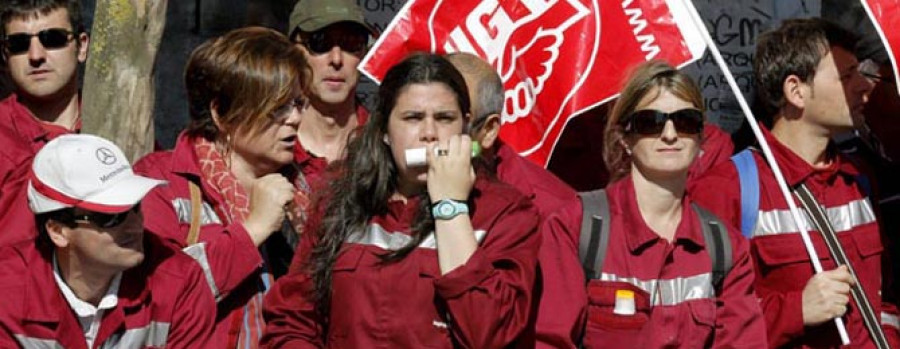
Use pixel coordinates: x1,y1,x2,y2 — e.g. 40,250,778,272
15,322,170,349
171,198,221,225
182,242,221,301
883,312,900,328
100,321,170,348
14,335,64,348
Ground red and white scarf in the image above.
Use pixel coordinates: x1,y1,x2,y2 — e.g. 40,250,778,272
193,137,309,348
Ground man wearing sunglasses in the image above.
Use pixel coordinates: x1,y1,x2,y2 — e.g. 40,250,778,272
0,0,88,244
691,18,900,348
0,134,217,348
286,0,374,184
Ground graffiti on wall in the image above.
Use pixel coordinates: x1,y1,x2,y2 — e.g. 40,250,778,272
357,0,408,109
683,0,819,132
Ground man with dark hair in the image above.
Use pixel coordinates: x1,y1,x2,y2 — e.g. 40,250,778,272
0,134,216,348
445,52,585,348
0,0,88,243
691,18,900,347
286,0,373,183
823,1,900,306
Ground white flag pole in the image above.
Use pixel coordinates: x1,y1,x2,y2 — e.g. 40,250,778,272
680,0,851,344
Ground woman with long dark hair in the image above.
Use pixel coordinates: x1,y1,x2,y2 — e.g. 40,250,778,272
262,53,540,348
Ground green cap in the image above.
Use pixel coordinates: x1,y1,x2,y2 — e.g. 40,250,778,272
288,0,375,35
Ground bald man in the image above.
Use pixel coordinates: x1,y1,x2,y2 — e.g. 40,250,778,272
446,53,586,348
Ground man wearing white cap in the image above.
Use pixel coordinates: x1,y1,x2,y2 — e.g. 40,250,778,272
0,134,216,348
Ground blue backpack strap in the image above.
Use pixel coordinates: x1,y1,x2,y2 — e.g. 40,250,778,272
856,173,872,198
731,149,759,239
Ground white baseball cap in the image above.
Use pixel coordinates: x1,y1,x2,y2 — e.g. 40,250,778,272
27,134,166,214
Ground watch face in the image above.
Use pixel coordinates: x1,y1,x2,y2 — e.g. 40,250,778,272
438,202,455,216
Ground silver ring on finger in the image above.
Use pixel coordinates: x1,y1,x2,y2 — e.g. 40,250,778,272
436,149,450,156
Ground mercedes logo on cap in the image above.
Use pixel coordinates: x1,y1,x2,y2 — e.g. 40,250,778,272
96,147,118,165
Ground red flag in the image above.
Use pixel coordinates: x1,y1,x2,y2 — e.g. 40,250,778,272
360,0,706,166
862,0,900,96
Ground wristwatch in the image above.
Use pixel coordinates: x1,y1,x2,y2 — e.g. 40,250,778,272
431,199,469,220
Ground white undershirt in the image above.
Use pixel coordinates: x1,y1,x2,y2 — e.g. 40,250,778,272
53,254,122,348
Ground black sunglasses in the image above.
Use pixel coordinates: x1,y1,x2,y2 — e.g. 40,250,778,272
73,204,140,229
2,28,74,55
300,28,368,55
623,108,704,135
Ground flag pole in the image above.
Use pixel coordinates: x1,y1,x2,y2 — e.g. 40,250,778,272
680,0,851,344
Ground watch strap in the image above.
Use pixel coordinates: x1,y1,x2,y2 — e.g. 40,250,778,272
431,199,469,220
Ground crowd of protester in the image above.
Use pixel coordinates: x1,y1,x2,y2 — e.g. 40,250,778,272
0,0,898,348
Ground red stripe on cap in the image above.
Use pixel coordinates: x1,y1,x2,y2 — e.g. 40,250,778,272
29,171,132,213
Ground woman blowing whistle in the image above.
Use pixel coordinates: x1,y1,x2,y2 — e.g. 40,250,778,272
262,53,540,348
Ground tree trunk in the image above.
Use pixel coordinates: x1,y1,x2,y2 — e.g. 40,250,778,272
82,0,168,162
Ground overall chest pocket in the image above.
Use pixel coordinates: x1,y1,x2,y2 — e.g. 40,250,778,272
630,299,716,348
849,226,885,302
332,245,365,273
413,250,452,348
753,233,827,267
852,225,884,260
582,280,651,348
328,246,366,344
753,227,882,283
682,299,717,348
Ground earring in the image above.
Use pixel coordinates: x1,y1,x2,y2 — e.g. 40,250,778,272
383,134,390,145
220,133,233,168
618,138,631,156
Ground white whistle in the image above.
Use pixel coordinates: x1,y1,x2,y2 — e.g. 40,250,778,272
404,142,482,167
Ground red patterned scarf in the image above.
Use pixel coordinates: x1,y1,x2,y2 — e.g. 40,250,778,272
193,137,309,348
193,137,308,231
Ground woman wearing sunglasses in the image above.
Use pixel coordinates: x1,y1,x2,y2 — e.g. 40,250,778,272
580,60,765,348
133,27,308,348
262,53,540,348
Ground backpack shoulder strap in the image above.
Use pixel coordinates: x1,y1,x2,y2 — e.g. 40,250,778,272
693,203,733,290
186,181,203,245
731,149,759,239
578,189,610,281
